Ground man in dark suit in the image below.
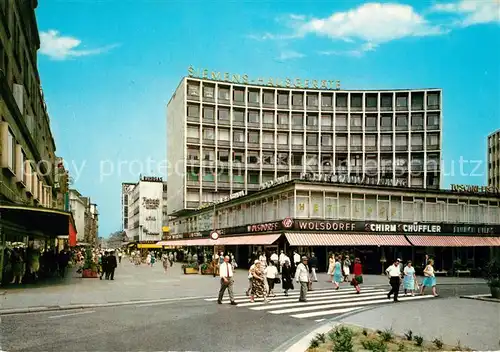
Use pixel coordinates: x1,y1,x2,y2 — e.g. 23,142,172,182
100,252,109,280
107,251,118,280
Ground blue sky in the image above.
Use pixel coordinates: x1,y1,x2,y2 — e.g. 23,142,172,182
36,0,499,237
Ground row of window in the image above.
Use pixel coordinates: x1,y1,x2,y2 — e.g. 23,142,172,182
186,105,441,129
187,128,440,148
0,122,51,206
187,83,441,110
176,193,499,232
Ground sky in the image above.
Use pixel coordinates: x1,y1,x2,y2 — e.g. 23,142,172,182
36,0,500,237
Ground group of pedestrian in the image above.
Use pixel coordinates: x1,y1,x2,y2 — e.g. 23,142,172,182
99,251,118,280
385,257,438,302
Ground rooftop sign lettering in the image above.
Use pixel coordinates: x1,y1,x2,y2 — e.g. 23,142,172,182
188,66,341,90
197,190,247,210
450,184,499,195
300,173,408,188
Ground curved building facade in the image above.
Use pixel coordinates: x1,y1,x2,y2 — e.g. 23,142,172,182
167,74,442,216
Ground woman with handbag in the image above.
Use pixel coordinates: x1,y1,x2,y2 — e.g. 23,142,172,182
420,259,439,297
281,260,294,296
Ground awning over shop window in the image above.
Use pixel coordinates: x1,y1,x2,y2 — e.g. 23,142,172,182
407,235,500,247
137,244,163,249
156,238,214,247
0,203,75,238
285,233,411,246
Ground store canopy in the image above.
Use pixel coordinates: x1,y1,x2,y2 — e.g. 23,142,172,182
137,244,163,249
285,233,411,246
157,234,281,247
406,235,500,247
0,203,75,238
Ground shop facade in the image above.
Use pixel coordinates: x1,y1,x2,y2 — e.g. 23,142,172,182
159,178,500,274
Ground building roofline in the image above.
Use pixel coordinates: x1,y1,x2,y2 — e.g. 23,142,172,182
169,179,500,218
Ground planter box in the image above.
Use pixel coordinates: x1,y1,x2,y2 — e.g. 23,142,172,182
82,269,98,278
184,267,199,274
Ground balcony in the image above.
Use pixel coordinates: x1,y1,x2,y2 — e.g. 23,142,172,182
186,159,200,166
411,144,424,152
427,144,440,151
350,145,363,152
203,139,215,146
186,179,200,187
335,145,348,152
217,181,231,189
395,145,408,151
186,94,200,102
277,144,289,150
262,143,274,150
292,144,303,151
187,115,200,123
186,137,200,145
218,139,230,147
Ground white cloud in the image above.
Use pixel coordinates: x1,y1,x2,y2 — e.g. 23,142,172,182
296,3,445,44
276,50,305,61
431,0,500,26
40,30,119,60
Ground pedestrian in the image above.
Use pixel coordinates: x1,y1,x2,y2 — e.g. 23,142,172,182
100,251,109,280
250,261,269,304
168,252,174,267
343,254,351,282
217,256,237,305
403,261,416,296
265,261,278,297
246,260,258,296
162,252,169,273
107,251,118,280
146,252,152,266
118,251,122,264
295,256,310,302
281,260,294,296
351,258,363,294
420,259,439,297
327,253,335,282
270,251,278,266
333,255,343,290
386,258,402,302
309,252,318,282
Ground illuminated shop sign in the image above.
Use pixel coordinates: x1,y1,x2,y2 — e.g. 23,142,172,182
188,66,341,90
365,223,441,233
300,173,408,187
141,176,163,182
450,184,500,195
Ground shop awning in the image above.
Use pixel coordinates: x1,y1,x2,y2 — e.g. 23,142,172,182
407,235,500,247
285,233,411,246
137,244,164,249
0,203,75,238
156,238,214,247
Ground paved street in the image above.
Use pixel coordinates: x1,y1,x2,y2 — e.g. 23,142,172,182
0,258,488,312
0,271,492,352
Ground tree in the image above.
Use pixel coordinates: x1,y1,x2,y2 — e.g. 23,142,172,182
106,230,126,249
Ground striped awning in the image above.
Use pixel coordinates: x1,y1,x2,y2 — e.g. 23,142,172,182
407,235,500,247
156,233,281,247
285,233,411,246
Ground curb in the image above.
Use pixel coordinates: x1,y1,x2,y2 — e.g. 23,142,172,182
460,294,500,303
0,295,211,316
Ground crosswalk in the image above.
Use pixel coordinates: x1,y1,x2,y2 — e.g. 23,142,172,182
205,286,436,320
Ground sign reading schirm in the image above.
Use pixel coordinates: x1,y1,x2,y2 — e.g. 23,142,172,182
188,66,341,90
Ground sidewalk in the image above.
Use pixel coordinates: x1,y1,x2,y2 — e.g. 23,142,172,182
338,297,500,351
0,260,487,313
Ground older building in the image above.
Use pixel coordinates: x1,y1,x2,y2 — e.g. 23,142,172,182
160,175,500,273
167,69,442,216
488,129,500,189
122,176,167,250
68,189,87,242
84,201,98,245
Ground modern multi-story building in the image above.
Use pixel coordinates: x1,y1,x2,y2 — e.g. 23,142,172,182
121,176,167,244
488,129,500,189
167,73,442,215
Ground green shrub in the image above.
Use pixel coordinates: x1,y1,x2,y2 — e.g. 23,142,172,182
362,329,368,336
433,338,444,349
329,326,354,352
315,333,326,343
380,328,393,342
397,342,406,352
361,338,388,352
414,335,424,346
404,330,413,341
309,338,319,349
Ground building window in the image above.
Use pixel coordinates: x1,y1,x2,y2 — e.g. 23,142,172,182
321,115,332,127
427,133,440,147
218,108,229,121
248,110,260,123
218,87,230,100
233,131,245,143
188,84,199,96
247,152,259,164
427,113,440,128
365,134,377,148
396,134,408,147
233,151,244,163
292,133,303,145
427,93,440,109
396,114,408,128
307,95,318,107
187,149,199,160
306,134,317,146
278,112,289,125
21,150,27,184
411,114,424,128
292,153,303,166
381,95,392,109
187,126,199,138
248,173,260,184
306,154,318,166
336,135,347,147
411,134,423,148
7,129,15,171
263,91,274,105
262,152,274,165
366,116,377,128
381,115,392,128
203,86,214,98
203,128,214,140
396,95,408,108
278,93,288,105
203,106,214,120
321,134,332,146
381,135,392,147
187,104,199,117
218,128,230,141
203,149,215,161
292,93,303,106
248,91,259,103
366,95,377,109
263,132,274,144
278,133,288,145
277,153,289,165
292,114,303,127
233,89,244,102
336,94,347,108
350,134,362,147
350,95,362,109
248,131,260,144
306,114,318,126
263,111,274,124
335,114,347,128
411,94,424,110
233,109,244,122
321,95,333,107
350,114,362,128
